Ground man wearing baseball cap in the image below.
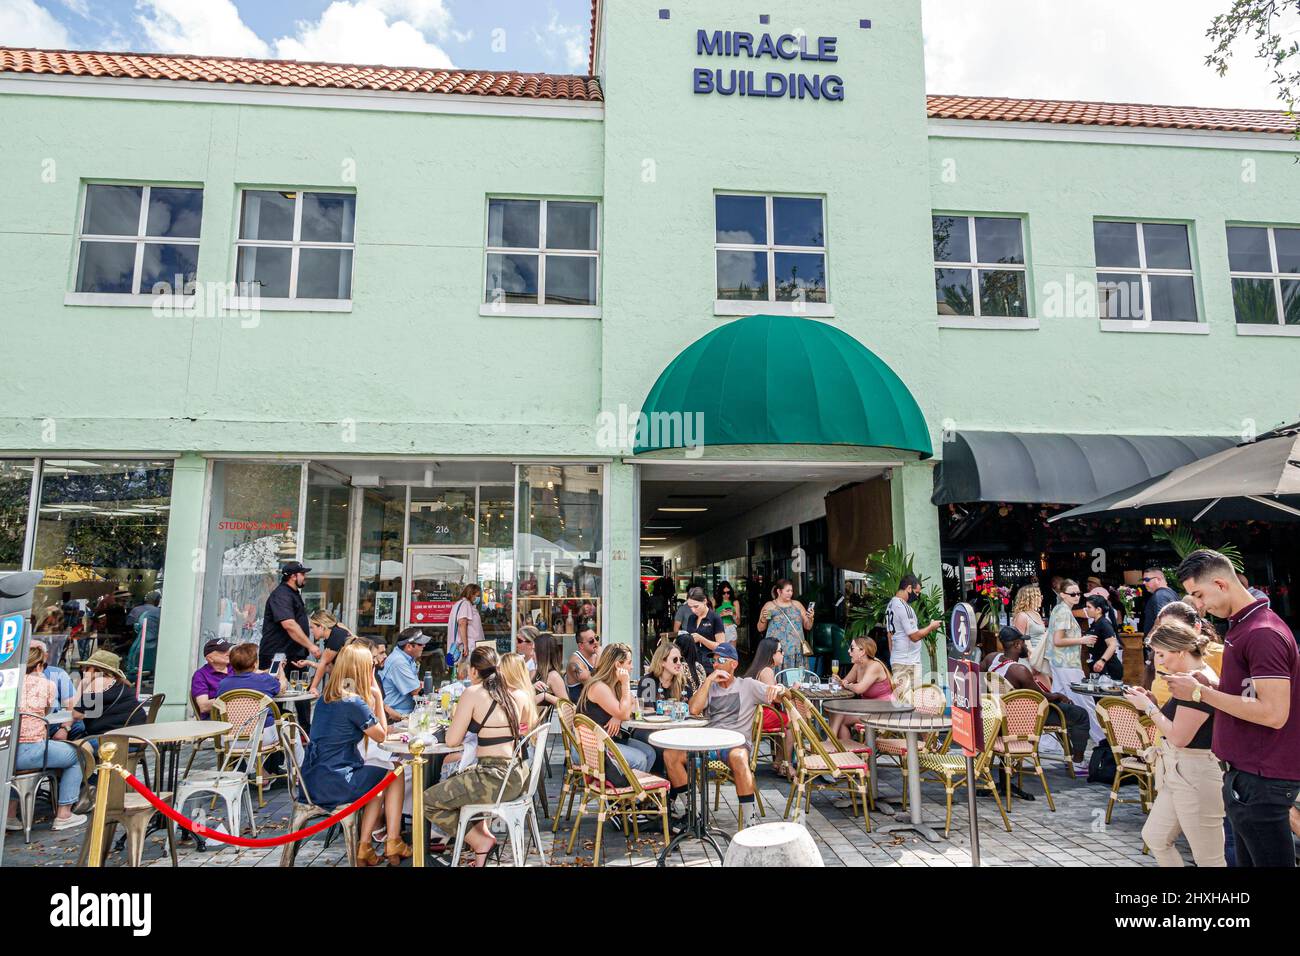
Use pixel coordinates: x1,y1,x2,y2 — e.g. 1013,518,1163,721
662,641,786,829
259,561,321,671
381,627,430,717
190,637,232,719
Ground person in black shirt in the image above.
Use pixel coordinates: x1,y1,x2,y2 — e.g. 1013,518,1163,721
70,650,146,744
306,608,352,696
1082,595,1123,680
259,561,321,670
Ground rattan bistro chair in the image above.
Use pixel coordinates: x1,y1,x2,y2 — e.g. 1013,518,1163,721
566,713,671,865
1096,696,1158,824
992,689,1056,812
780,696,871,829
551,699,584,834
914,696,1012,838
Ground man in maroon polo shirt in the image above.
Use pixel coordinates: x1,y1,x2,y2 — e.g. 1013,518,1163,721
1172,549,1300,867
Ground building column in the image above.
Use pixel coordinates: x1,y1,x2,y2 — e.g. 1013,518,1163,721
891,460,948,689
605,459,639,675
155,453,208,720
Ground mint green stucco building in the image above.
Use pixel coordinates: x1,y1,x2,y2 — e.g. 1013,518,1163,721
2,0,1299,716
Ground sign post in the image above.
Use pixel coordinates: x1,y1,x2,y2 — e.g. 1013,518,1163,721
0,570,45,869
949,602,982,867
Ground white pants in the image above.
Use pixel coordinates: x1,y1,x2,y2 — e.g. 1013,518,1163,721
1144,742,1226,867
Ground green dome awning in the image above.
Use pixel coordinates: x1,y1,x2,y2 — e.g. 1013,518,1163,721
634,314,932,457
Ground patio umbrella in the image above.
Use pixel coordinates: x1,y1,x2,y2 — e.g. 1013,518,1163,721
1052,422,1300,523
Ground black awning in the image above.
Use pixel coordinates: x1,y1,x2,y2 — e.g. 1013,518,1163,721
931,432,1235,506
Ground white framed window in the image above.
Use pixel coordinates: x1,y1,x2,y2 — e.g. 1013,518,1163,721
70,183,203,301
482,198,600,318
932,214,1030,326
235,190,355,308
1094,220,1203,332
1227,225,1300,335
715,193,830,316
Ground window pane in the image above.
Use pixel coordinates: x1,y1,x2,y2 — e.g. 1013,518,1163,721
1093,221,1140,268
409,486,476,546
773,251,826,302
83,184,142,236
75,241,136,293
772,197,823,247
546,201,597,251
974,217,1024,265
485,252,539,303
478,486,514,549
1096,272,1144,320
979,269,1028,316
487,199,540,248
236,246,291,298
716,250,769,300
239,190,296,241
300,193,355,244
544,255,597,305
1232,277,1279,325
297,248,353,299
146,187,203,238
935,268,974,316
516,464,602,638
1226,226,1272,273
0,460,35,572
1143,223,1192,271
355,486,405,646
1147,274,1197,322
1282,279,1300,324
31,460,173,691
932,216,970,263
141,243,199,295
715,195,766,245
1275,228,1300,274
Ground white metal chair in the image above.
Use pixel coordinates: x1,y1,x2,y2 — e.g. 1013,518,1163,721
449,725,551,867
774,667,820,687
7,714,62,844
174,703,269,837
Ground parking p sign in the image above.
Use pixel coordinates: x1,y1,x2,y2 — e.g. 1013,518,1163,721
0,612,20,665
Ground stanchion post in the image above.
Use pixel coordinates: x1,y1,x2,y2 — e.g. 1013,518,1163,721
86,741,117,868
410,740,426,868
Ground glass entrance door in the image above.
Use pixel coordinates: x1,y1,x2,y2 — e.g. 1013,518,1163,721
404,547,474,638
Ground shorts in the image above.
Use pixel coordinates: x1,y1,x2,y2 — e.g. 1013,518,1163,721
761,705,789,733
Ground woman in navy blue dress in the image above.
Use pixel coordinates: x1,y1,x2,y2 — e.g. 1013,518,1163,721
300,642,409,866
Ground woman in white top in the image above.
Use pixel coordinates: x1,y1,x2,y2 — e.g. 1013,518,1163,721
1010,584,1047,653
1043,579,1103,742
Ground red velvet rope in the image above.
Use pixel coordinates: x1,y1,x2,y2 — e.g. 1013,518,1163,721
119,768,400,848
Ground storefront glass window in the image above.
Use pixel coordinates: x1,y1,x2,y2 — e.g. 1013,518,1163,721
477,485,515,648
30,460,174,689
199,461,303,654
355,486,405,646
516,465,603,636
409,486,476,546
302,467,351,620
0,459,34,572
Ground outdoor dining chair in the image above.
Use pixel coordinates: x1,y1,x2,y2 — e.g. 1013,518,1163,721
76,731,179,867
551,699,584,834
992,689,1056,812
566,713,671,866
913,695,1012,838
7,711,63,844
1096,696,1158,824
774,667,820,687
448,725,551,867
173,703,269,838
780,696,871,830
277,717,361,867
212,689,286,808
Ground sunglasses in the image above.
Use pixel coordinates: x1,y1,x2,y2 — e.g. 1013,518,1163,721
515,637,533,644
1065,591,1081,597
1142,577,1156,583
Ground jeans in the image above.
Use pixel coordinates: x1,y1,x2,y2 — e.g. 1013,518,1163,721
1055,699,1091,761
1222,766,1300,868
615,737,656,773
14,741,83,806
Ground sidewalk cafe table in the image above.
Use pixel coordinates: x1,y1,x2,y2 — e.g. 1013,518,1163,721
647,726,744,867
797,686,854,713
622,716,707,732
1069,681,1125,698
857,710,951,843
822,699,913,814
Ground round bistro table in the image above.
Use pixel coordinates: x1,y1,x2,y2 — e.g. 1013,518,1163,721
822,699,914,813
647,726,744,867
857,710,952,842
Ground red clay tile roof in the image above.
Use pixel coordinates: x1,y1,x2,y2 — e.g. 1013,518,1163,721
589,0,599,76
0,47,603,101
927,94,1295,135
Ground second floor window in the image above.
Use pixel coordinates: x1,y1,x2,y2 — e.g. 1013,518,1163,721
74,184,203,295
1226,225,1300,326
1094,220,1198,323
236,190,355,300
715,194,827,303
933,215,1027,318
484,198,599,306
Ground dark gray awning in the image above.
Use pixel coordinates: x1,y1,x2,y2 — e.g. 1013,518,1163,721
931,432,1235,506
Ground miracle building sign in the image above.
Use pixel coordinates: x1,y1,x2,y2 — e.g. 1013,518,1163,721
692,29,845,101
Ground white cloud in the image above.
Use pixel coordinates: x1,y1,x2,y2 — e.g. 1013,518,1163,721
57,0,89,18
135,0,269,57
533,7,587,72
923,0,1289,109
0,0,71,47
273,1,454,67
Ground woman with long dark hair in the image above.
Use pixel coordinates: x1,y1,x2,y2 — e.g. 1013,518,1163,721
531,631,567,708
423,645,532,866
757,578,813,675
743,636,794,778
715,580,742,643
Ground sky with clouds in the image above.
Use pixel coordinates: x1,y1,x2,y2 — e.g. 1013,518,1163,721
0,0,1291,109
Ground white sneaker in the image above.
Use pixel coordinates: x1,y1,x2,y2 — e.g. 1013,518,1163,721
669,795,686,818
5,817,23,832
743,810,761,830
50,813,87,831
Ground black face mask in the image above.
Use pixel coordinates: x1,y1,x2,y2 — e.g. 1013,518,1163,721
906,590,918,604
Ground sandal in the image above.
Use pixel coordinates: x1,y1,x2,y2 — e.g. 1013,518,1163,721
385,837,413,866
469,839,500,868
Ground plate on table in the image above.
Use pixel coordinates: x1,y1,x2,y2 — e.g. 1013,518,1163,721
640,714,671,723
